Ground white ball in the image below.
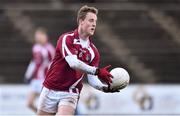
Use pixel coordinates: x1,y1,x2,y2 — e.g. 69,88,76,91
110,68,130,90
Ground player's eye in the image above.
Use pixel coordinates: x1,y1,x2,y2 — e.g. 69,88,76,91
89,19,94,22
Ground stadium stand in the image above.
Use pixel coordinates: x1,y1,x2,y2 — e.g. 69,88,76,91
100,10,180,83
22,10,77,43
0,10,31,83
0,1,180,83
22,10,125,82
165,11,180,24
0,0,50,4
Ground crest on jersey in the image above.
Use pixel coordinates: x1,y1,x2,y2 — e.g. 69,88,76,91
78,48,91,63
86,54,91,61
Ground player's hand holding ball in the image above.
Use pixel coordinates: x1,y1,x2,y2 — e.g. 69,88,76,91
96,65,113,85
102,86,120,93
96,66,130,93
109,67,130,91
102,67,130,93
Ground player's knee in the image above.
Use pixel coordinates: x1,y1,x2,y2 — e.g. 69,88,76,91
27,101,34,109
57,105,75,115
37,109,55,116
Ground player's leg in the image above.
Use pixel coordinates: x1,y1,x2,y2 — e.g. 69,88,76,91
27,79,40,112
37,109,55,115
27,91,39,112
27,79,44,112
37,87,58,115
57,92,79,115
57,105,75,115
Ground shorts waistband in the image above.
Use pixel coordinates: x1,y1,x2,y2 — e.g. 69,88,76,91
43,86,79,94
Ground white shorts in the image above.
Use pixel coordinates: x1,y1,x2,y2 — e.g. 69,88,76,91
38,87,79,113
30,79,43,94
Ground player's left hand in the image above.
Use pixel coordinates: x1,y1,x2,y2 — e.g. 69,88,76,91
102,86,120,93
96,65,113,85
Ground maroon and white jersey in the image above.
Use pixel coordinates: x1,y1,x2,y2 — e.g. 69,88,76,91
31,43,55,80
43,29,100,92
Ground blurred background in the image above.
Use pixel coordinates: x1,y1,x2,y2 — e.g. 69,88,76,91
0,0,180,115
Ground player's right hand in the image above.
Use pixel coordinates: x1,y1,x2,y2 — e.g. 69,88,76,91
24,78,31,84
102,86,120,93
96,65,113,85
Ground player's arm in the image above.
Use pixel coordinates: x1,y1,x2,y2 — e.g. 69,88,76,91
24,61,36,80
65,55,112,85
61,35,112,85
87,74,107,91
65,55,96,74
87,74,120,93
24,47,42,83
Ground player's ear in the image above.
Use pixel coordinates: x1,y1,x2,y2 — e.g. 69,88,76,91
79,19,84,25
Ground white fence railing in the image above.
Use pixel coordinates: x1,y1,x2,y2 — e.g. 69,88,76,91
0,84,180,115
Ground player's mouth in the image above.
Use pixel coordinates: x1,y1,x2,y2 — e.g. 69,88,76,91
91,28,95,31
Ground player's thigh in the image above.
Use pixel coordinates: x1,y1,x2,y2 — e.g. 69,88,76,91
27,91,39,104
27,80,41,103
57,92,79,115
37,109,55,116
37,87,59,114
57,105,75,115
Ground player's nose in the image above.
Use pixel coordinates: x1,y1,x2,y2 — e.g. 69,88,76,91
92,21,96,27
92,24,96,29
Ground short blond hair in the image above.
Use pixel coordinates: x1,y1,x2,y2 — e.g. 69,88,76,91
77,5,98,25
36,27,47,34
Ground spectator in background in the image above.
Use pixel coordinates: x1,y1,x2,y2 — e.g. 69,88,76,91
24,27,55,113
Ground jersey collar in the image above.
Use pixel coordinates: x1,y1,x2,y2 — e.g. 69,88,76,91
74,28,93,43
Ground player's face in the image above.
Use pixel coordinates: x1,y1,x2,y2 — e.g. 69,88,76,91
35,31,48,45
81,12,97,36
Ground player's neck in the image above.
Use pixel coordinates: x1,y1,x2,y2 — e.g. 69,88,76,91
78,27,89,40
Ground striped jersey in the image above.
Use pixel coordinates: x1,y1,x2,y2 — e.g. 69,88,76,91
43,29,100,92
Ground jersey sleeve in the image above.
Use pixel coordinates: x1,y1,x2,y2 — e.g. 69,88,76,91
60,33,78,58
46,43,55,61
32,45,43,78
87,74,106,91
24,61,36,79
33,50,43,65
